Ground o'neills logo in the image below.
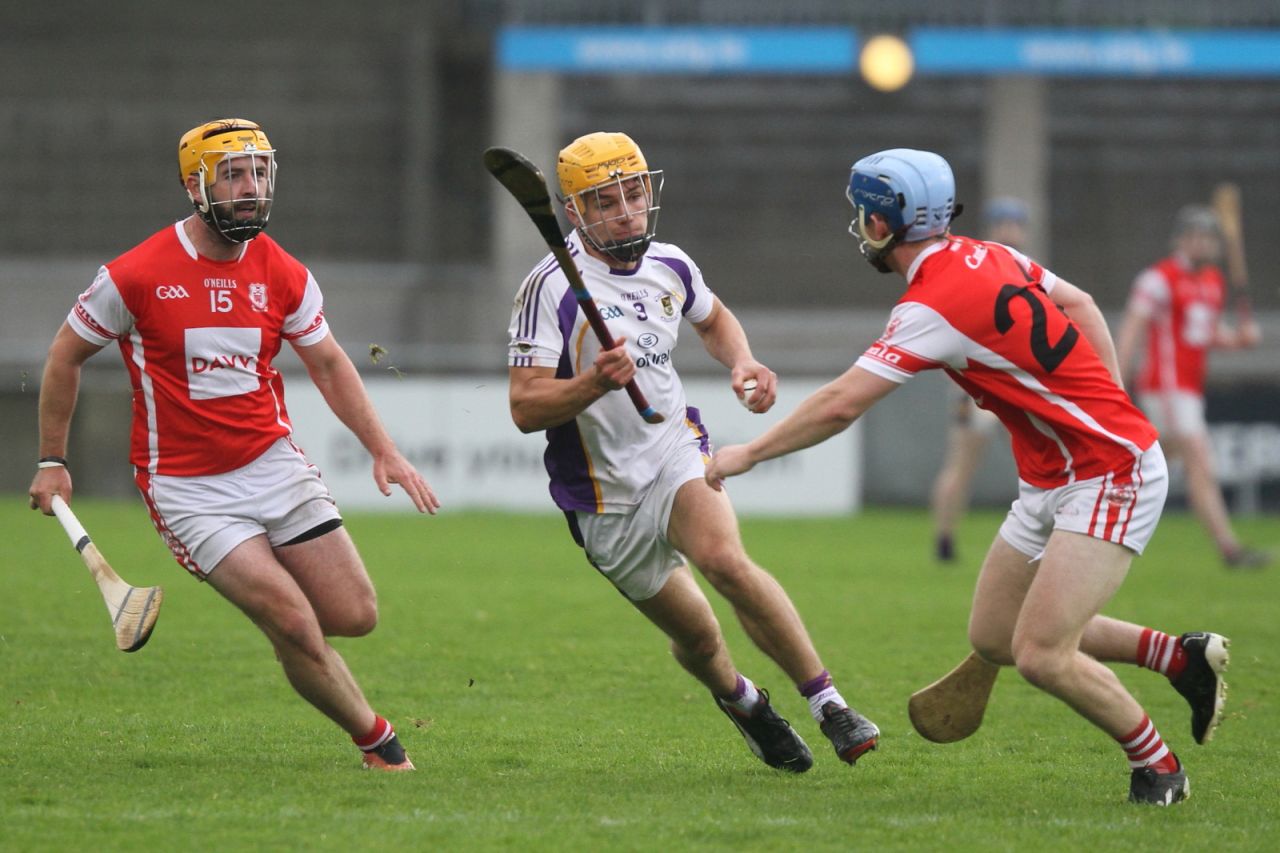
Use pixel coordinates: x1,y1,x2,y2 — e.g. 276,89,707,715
249,282,268,312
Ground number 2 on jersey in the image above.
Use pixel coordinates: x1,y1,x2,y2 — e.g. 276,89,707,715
993,284,1079,373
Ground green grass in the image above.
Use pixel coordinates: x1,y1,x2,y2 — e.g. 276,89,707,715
1,498,1277,851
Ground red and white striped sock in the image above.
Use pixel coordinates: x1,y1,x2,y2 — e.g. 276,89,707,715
1136,628,1187,679
353,714,394,752
1117,714,1179,773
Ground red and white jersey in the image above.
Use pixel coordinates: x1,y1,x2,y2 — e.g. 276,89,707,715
855,237,1157,489
67,220,330,476
1127,254,1226,395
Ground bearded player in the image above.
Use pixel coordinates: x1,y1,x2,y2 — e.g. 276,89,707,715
507,131,879,772
706,149,1230,804
29,118,438,771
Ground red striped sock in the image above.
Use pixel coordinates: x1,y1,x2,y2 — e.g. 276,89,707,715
1117,714,1179,773
353,714,393,752
1136,628,1187,679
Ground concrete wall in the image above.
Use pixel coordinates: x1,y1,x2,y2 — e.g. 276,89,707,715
11,308,1276,510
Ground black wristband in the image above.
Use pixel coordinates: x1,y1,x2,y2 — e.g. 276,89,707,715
37,455,68,469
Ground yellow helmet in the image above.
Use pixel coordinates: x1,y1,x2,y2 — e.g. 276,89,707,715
557,132,663,263
557,132,649,197
178,118,273,184
178,118,276,242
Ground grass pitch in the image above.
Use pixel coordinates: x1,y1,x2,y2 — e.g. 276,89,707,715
1,498,1277,851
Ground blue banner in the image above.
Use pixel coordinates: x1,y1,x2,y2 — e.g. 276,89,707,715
913,28,1280,76
497,26,857,74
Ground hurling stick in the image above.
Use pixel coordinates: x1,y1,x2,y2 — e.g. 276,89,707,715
1211,182,1252,321
484,146,664,425
50,495,162,652
908,652,1000,743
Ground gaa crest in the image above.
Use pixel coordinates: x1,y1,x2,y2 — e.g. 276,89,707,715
249,282,268,312
1105,485,1135,508
661,294,675,318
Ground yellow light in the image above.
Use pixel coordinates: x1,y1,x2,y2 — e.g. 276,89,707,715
860,34,914,92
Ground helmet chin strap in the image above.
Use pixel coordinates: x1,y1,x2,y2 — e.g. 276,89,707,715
853,207,898,274
597,234,651,263
193,192,268,243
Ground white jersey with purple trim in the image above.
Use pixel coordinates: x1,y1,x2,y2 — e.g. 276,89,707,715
508,232,716,513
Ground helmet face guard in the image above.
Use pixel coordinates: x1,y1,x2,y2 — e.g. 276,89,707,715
195,150,276,243
847,173,904,273
566,170,664,264
179,119,276,243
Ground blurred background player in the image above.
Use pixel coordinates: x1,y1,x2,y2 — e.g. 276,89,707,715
506,131,879,772
1115,205,1268,569
706,149,1230,805
28,118,439,771
929,197,1029,562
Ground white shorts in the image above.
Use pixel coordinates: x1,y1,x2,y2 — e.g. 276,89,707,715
136,437,341,578
1138,390,1207,438
998,443,1168,558
568,439,708,602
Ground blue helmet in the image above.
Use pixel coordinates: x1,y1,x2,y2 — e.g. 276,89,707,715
846,149,961,271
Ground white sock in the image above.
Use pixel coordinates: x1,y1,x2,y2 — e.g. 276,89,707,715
723,674,762,714
807,686,847,723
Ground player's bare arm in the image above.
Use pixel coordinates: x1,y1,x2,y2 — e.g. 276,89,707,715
692,298,777,413
1050,278,1123,385
1113,304,1151,391
293,332,439,514
29,322,105,513
706,366,897,488
508,338,636,432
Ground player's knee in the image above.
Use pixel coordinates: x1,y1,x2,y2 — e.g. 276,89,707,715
968,629,1014,667
672,628,723,666
323,596,378,638
694,549,754,594
347,600,379,637
1012,641,1071,690
263,605,327,661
